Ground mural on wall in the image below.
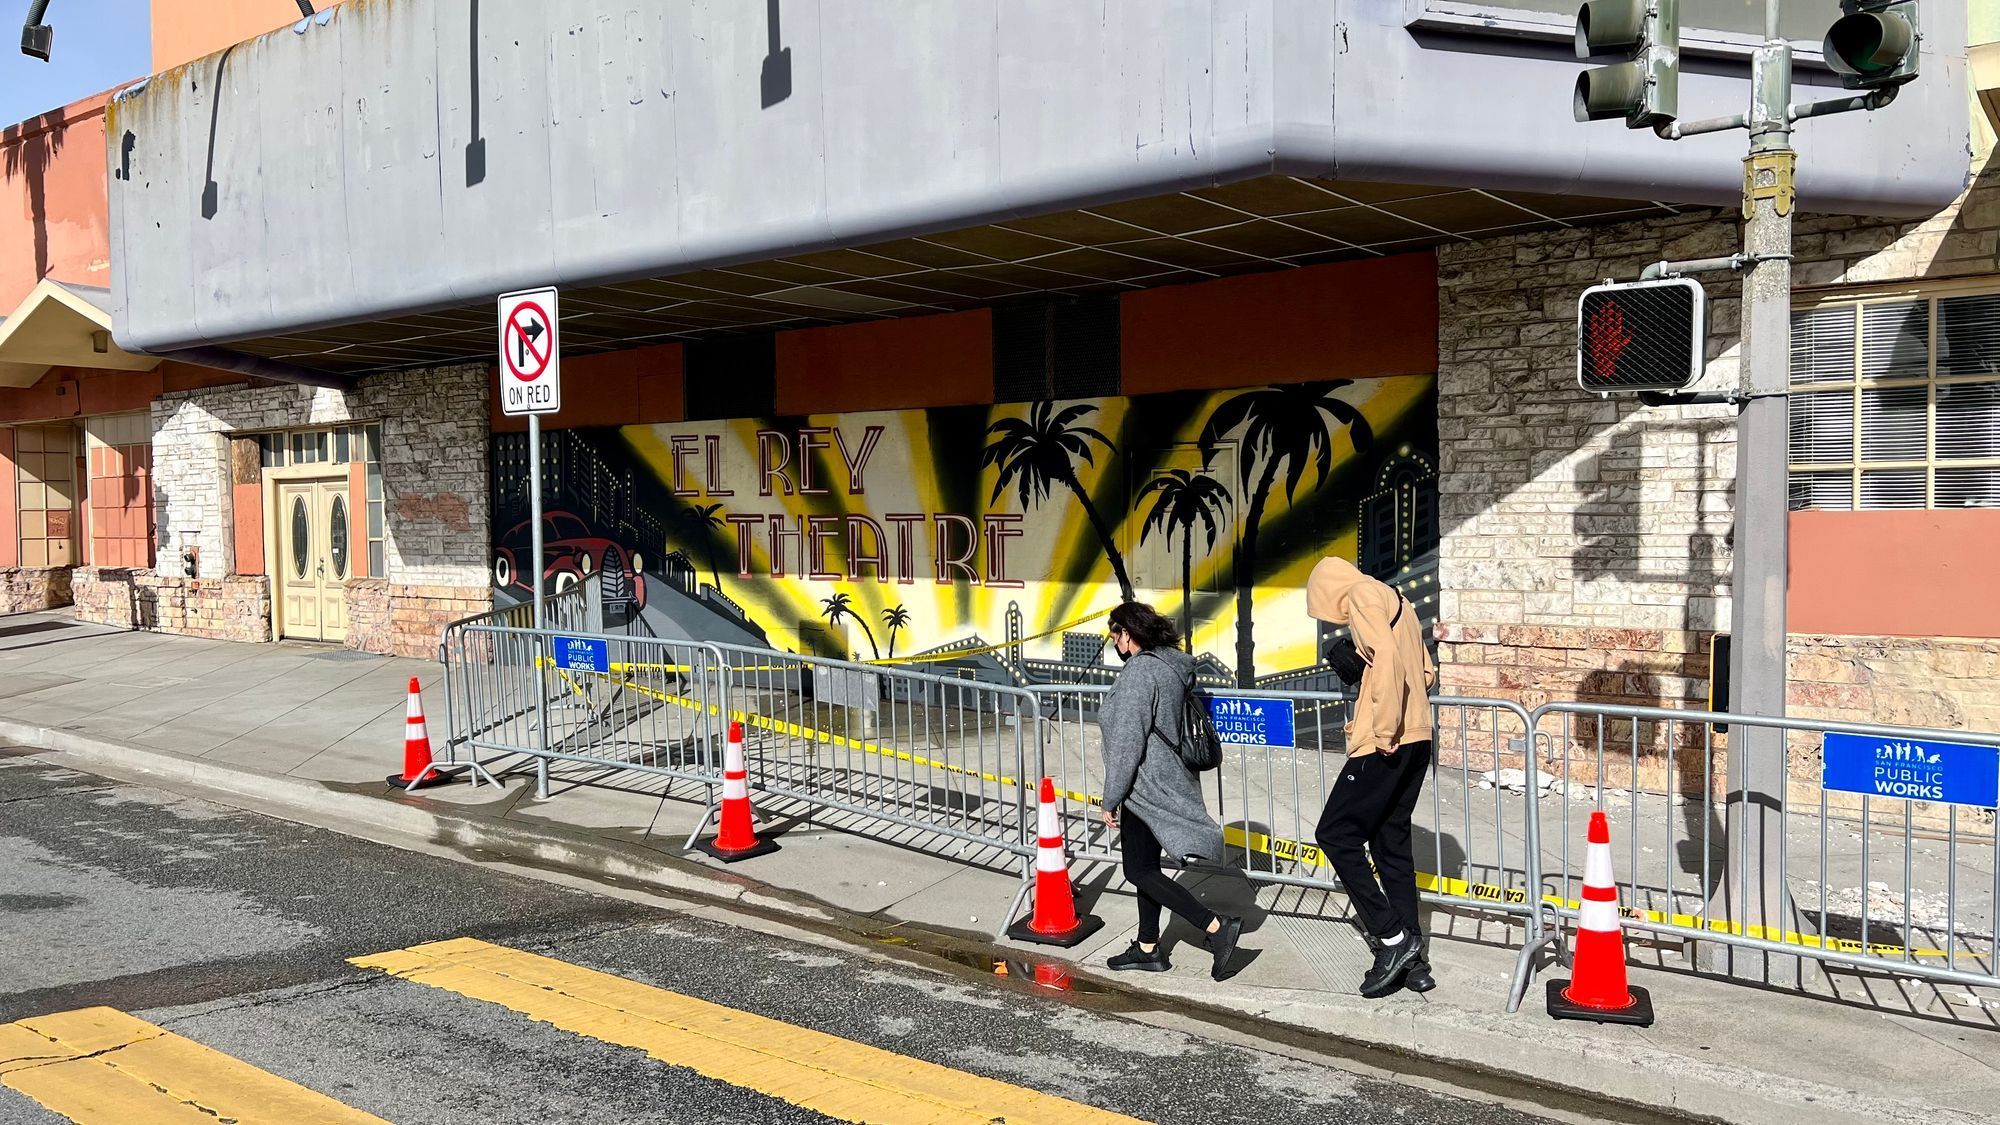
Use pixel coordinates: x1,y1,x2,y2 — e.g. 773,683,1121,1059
491,376,1439,687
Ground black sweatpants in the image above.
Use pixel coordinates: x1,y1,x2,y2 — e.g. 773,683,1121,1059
1313,741,1432,942
1120,812,1215,945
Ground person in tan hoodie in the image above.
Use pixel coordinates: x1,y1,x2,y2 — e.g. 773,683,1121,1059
1305,556,1438,998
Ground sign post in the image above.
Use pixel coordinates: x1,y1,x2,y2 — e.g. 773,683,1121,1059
499,287,560,801
498,287,561,630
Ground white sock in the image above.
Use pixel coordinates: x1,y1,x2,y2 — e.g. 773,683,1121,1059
1380,930,1406,947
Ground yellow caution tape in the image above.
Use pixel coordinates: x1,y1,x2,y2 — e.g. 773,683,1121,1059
540,662,1955,963
1221,823,1953,961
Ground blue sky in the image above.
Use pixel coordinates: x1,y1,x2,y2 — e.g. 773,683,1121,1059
0,0,150,126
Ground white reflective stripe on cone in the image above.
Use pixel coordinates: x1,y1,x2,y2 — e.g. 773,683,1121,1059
1035,846,1066,874
723,776,747,801
1037,797,1058,838
1579,896,1621,932
1583,842,1615,890
406,693,422,719
406,720,427,742
725,738,745,774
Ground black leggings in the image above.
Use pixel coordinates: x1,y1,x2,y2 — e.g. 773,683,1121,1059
1120,812,1215,945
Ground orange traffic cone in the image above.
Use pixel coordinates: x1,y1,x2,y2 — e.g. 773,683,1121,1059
387,676,453,790
1547,810,1654,1025
1007,778,1104,947
696,721,779,862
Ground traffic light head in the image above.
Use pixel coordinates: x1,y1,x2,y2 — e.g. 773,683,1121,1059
1572,0,1677,129
1574,0,1645,57
1825,1,1920,90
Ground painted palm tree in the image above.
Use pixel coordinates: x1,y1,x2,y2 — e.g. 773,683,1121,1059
679,503,728,591
983,401,1136,603
881,604,911,660
1198,381,1375,685
820,592,881,660
1137,470,1233,653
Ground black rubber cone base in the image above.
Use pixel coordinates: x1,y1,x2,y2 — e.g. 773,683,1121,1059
695,836,781,863
1006,912,1104,948
386,770,455,791
1546,979,1655,1026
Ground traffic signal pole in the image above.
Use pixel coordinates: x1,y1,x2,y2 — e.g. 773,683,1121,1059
1581,0,1915,981
1726,5,1800,984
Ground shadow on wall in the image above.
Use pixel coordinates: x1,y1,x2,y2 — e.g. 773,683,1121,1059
1570,418,1731,897
2,108,68,284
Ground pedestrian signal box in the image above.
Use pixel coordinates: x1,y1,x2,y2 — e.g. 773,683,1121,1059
1576,277,1707,393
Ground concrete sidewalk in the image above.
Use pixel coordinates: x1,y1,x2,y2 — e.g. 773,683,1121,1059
2,608,1996,1125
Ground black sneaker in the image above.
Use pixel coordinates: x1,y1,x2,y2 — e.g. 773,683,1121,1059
1208,915,1243,981
1359,933,1422,998
1107,942,1171,972
1405,932,1435,994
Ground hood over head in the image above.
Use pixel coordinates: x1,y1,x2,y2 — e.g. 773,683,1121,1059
1306,556,1370,624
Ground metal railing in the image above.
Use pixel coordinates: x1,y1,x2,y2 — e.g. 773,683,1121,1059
434,607,2000,1010
1029,682,1546,1007
1525,701,2000,997
438,624,731,834
706,642,1041,933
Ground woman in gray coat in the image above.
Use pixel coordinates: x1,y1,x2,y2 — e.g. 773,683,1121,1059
1098,602,1242,980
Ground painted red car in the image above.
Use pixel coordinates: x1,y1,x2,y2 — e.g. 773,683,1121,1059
494,512,646,609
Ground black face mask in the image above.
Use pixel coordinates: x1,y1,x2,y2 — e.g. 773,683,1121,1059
1116,647,1134,663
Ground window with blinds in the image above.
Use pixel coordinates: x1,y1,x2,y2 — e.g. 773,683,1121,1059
1789,289,2000,511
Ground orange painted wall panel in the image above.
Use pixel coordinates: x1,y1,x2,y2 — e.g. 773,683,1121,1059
0,428,16,569
0,377,81,425
776,310,992,415
492,345,685,433
151,0,344,73
1120,252,1440,395
0,95,112,313
348,461,367,578
77,369,166,417
157,362,247,394
233,481,264,577
1790,509,2000,638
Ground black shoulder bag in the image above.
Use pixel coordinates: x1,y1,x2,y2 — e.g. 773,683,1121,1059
1323,597,1405,687
1139,652,1224,773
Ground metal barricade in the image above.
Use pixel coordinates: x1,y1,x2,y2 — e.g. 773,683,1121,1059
1031,682,1544,1007
705,643,1040,885
439,623,730,840
1527,701,2000,997
436,578,596,783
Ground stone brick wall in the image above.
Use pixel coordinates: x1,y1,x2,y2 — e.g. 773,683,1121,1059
385,584,492,659
344,578,392,655
71,567,134,628
0,567,73,613
1437,211,1740,714
150,362,490,654
1438,162,2000,740
73,567,270,642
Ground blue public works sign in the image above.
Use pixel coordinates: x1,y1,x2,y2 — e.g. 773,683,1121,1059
1822,733,2000,809
553,635,609,674
1209,697,1296,749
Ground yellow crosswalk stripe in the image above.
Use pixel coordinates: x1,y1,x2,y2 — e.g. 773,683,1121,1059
0,1006,389,1125
352,937,1147,1125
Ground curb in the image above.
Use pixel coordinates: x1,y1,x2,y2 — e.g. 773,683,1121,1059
1,719,1979,1125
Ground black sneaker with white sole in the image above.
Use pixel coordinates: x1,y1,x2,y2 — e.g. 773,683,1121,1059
1359,933,1422,998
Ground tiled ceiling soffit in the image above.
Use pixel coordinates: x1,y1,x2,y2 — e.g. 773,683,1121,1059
229,177,1684,376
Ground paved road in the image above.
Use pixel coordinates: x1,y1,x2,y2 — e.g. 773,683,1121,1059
0,751,1570,1125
